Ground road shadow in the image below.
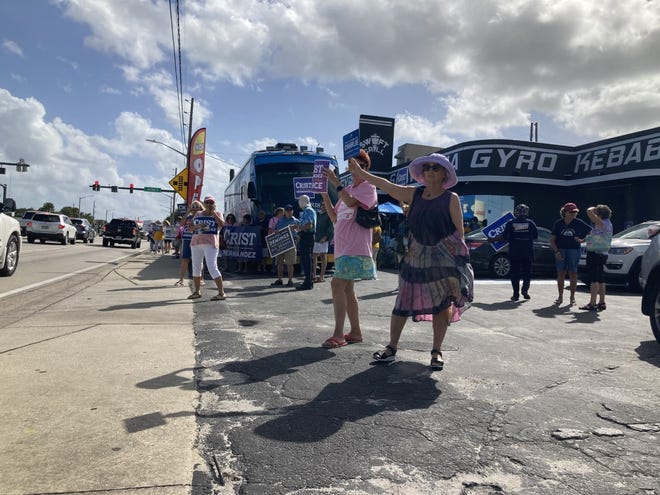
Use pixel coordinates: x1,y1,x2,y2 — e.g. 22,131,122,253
635,340,660,368
221,346,336,384
136,367,201,390
471,300,524,311
254,361,440,443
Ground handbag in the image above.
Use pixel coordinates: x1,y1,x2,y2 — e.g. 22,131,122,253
355,205,382,229
585,231,611,252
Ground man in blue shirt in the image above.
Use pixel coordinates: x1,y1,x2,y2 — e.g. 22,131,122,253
296,195,317,290
270,204,300,287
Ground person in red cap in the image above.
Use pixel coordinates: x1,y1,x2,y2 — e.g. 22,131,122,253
550,202,592,306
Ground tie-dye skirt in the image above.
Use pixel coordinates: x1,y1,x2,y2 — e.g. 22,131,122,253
393,231,473,322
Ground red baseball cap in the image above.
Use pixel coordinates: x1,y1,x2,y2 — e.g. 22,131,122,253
562,202,579,212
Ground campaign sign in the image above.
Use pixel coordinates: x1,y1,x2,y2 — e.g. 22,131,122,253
311,160,331,193
395,168,408,185
293,177,316,198
343,129,360,160
482,212,515,251
221,225,262,260
266,226,296,258
193,216,218,235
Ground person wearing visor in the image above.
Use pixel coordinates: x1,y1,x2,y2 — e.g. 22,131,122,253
187,195,227,301
550,202,591,306
347,153,473,370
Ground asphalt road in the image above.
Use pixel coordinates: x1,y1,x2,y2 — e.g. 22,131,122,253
192,263,660,495
1,253,659,495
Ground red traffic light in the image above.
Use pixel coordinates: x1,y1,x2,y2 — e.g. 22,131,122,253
129,183,134,194
92,180,100,191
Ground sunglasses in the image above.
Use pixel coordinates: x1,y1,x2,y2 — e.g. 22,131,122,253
422,163,444,172
204,201,214,205
191,206,201,210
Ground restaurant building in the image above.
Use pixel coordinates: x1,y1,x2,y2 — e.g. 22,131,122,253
385,126,660,232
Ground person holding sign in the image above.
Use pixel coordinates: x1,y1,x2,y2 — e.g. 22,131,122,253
488,204,538,301
320,149,377,349
187,194,227,301
348,153,473,370
296,195,317,290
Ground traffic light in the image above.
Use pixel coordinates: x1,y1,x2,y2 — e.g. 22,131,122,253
92,180,100,191
111,185,118,193
129,183,134,194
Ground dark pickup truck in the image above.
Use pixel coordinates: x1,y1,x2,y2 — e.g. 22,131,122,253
102,218,142,249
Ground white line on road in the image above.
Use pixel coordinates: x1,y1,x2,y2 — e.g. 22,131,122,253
0,253,135,301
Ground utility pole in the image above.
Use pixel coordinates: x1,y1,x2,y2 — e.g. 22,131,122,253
187,98,194,154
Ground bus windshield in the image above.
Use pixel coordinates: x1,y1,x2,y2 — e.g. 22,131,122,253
224,144,339,218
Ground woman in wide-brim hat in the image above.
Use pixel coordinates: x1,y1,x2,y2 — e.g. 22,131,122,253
348,153,473,370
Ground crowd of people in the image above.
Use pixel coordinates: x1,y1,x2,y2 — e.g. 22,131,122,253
155,151,614,371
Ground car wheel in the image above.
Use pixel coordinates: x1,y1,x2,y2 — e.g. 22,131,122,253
131,241,137,249
110,240,115,247
40,239,46,244
648,280,660,344
70,236,76,245
490,253,510,278
27,235,35,244
102,238,109,247
83,238,88,243
627,258,642,292
0,234,20,276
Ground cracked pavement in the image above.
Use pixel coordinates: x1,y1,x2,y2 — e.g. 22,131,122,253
190,270,660,495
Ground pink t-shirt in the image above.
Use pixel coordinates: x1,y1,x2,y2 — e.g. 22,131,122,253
333,181,377,258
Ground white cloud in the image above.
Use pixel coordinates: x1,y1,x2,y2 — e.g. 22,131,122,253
56,0,660,142
2,39,23,57
0,89,185,220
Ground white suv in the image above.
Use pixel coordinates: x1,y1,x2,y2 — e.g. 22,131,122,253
26,212,77,245
640,225,660,344
0,199,21,276
579,220,660,290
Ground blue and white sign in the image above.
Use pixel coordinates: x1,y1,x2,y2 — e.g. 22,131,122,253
312,160,331,193
193,216,218,235
293,177,316,198
221,225,262,260
395,168,408,185
343,129,360,160
482,212,515,251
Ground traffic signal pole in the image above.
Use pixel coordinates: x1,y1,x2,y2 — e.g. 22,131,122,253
90,183,176,194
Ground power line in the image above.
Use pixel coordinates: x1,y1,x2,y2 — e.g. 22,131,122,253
168,0,186,149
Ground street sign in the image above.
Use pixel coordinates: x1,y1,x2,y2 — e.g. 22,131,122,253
169,169,189,201
143,187,162,192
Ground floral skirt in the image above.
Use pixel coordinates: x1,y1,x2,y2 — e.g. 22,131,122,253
334,255,376,281
393,231,473,322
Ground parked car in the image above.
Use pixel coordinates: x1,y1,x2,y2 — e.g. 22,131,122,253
71,217,96,243
465,226,555,278
26,212,77,245
18,210,38,236
0,199,21,276
579,220,660,291
640,225,660,343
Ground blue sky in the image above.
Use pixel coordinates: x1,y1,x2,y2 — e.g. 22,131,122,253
1,0,659,221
